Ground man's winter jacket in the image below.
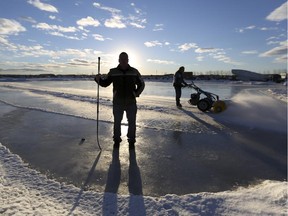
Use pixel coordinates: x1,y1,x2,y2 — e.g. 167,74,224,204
173,71,187,87
97,65,145,105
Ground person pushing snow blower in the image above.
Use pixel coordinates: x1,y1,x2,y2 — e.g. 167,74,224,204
173,66,188,108
94,52,145,150
173,66,226,112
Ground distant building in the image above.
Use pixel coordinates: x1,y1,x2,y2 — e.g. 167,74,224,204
231,69,268,81
184,72,193,79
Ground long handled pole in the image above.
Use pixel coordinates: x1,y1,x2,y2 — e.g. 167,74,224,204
96,57,102,150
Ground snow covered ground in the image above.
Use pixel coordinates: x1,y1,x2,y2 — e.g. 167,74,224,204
0,143,287,215
0,79,287,215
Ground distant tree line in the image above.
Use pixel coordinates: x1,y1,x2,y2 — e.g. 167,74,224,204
0,72,286,83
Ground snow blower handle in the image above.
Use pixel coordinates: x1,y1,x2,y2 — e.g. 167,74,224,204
187,82,195,88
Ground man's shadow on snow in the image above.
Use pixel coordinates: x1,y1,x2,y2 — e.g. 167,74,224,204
128,149,146,216
102,148,146,216
103,148,144,195
105,148,121,193
102,148,121,216
128,149,143,195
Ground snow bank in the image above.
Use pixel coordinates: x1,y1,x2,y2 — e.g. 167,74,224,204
265,88,287,103
1,143,287,215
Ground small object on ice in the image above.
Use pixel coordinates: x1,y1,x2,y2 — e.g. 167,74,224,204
79,138,86,145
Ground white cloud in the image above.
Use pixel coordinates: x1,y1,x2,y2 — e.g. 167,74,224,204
20,46,54,57
266,2,287,21
128,3,146,28
246,25,256,30
0,35,9,44
49,16,56,20
18,44,43,51
0,35,18,51
49,32,81,40
93,2,121,14
259,27,278,31
27,0,58,13
8,42,55,57
178,43,198,52
144,40,162,47
93,2,146,29
0,36,99,59
127,17,146,28
131,3,140,14
195,48,218,53
274,55,287,63
33,22,81,40
266,36,277,41
215,56,240,65
153,24,164,31
78,26,89,33
211,51,242,65
58,48,95,58
34,23,77,33
92,34,104,41
104,15,126,28
130,18,146,28
260,41,288,59
20,16,37,23
147,59,175,65
0,18,26,35
77,16,101,27
196,56,204,61
236,25,256,33
130,22,145,29
267,40,281,45
266,34,286,46
241,50,258,55
213,54,228,61
67,58,91,66
236,25,278,33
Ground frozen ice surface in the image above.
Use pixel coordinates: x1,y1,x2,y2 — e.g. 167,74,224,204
0,79,287,215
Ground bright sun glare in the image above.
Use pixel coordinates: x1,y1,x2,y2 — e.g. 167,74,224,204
112,47,142,68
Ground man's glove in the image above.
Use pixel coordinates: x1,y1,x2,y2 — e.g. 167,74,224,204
94,74,101,83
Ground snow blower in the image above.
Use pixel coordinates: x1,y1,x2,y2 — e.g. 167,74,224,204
187,82,226,113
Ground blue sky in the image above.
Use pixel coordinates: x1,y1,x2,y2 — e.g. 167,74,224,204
0,0,287,75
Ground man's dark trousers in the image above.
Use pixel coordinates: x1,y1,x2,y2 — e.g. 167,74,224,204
174,86,182,106
113,103,137,143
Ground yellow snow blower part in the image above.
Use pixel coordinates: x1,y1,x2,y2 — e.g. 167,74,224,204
213,100,227,113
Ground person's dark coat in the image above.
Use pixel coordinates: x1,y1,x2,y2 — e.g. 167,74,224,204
173,71,187,87
97,64,145,105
